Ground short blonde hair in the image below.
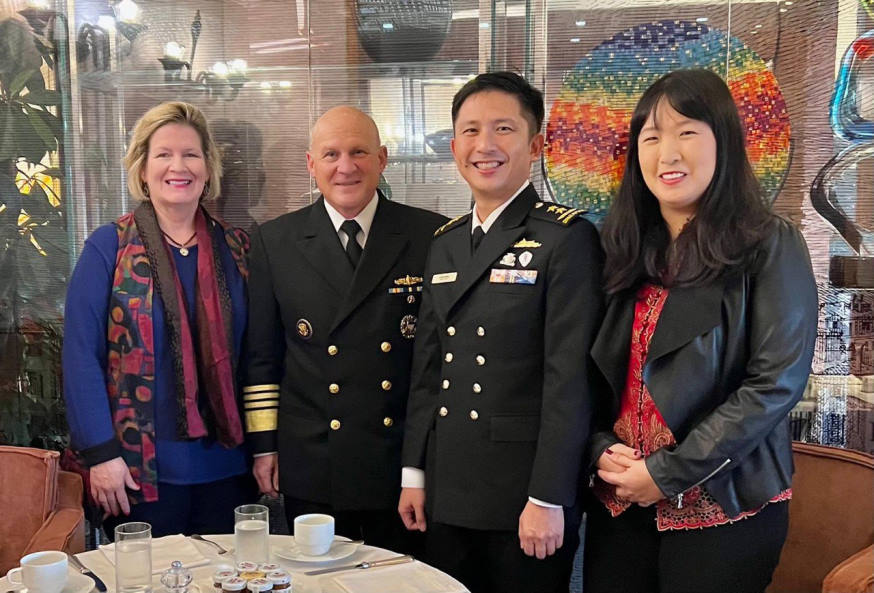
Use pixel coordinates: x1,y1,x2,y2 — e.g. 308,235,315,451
123,101,223,201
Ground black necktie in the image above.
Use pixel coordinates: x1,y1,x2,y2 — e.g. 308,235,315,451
340,219,363,268
471,226,485,253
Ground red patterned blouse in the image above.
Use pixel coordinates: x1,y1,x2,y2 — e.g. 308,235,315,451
594,283,791,531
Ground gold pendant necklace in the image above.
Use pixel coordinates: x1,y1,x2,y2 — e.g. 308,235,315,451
161,229,197,256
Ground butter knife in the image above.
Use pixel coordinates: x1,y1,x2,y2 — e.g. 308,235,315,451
67,554,107,592
304,554,414,576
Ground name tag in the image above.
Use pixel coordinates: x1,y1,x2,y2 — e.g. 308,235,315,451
490,269,538,285
432,272,458,284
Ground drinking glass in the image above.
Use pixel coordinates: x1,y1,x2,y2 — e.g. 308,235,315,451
115,522,152,593
234,504,269,563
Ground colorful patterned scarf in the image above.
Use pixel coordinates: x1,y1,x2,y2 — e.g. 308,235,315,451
107,201,248,502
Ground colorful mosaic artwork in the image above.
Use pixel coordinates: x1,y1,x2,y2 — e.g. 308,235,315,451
545,20,791,216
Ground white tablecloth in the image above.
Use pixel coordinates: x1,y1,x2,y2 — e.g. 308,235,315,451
74,534,470,593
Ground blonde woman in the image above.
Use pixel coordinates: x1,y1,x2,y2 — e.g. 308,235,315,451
63,102,254,537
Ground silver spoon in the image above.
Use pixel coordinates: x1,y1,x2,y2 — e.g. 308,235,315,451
190,534,230,554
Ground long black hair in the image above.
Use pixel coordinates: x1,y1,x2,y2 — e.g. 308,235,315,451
601,69,773,294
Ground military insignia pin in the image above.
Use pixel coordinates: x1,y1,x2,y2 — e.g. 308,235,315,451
400,314,417,339
394,275,424,286
499,252,516,267
519,251,533,267
296,318,313,340
513,238,542,248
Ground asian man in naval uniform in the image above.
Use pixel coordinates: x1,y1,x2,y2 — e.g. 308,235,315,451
399,72,604,592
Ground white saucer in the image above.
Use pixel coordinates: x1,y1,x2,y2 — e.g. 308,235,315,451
274,537,361,563
1,571,95,593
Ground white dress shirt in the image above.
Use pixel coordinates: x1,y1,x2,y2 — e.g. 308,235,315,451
402,180,560,509
323,191,379,249
471,180,529,234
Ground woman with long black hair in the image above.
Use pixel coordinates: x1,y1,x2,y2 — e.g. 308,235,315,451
584,69,817,593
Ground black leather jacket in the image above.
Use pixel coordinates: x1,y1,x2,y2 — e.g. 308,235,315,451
589,218,817,517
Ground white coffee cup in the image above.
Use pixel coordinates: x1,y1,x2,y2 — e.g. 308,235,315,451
293,513,335,556
6,550,68,593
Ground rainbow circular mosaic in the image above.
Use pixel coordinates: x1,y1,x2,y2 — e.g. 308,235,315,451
545,20,791,215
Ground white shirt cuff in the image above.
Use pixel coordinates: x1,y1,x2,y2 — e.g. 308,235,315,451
253,451,277,458
401,468,557,506
401,467,425,488
528,496,562,508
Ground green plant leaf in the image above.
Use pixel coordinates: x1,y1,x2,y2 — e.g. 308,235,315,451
0,107,16,162
21,89,61,106
23,179,63,223
30,107,62,142
25,70,46,94
9,69,37,98
21,180,53,222
0,168,21,203
23,108,56,154
0,20,43,89
11,107,49,163
33,38,55,69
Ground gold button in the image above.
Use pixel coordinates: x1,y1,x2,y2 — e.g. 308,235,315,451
445,353,453,363
476,326,485,337
439,406,448,417
473,383,482,394
328,345,338,356
329,383,340,394
442,379,450,389
330,419,341,430
469,410,479,421
407,295,416,304
476,355,486,366
381,380,392,391
383,417,394,427
447,326,456,336
381,341,392,353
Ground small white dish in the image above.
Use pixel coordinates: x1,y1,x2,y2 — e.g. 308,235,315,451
274,537,361,563
1,570,94,593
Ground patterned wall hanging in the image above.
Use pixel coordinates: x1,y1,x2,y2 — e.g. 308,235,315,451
545,20,791,217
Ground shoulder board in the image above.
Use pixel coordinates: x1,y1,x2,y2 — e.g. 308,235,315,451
434,212,471,237
529,201,587,226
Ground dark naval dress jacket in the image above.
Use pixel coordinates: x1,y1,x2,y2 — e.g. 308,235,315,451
401,184,605,531
243,193,447,511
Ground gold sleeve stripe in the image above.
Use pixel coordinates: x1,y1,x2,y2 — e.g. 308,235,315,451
558,208,582,224
244,401,279,410
556,208,574,223
243,393,279,402
243,384,280,394
245,408,278,432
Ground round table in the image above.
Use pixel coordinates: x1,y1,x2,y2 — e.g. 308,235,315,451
70,533,469,593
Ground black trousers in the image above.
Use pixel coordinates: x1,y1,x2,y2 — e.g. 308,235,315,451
423,506,582,593
103,473,257,540
584,499,789,593
283,496,422,556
